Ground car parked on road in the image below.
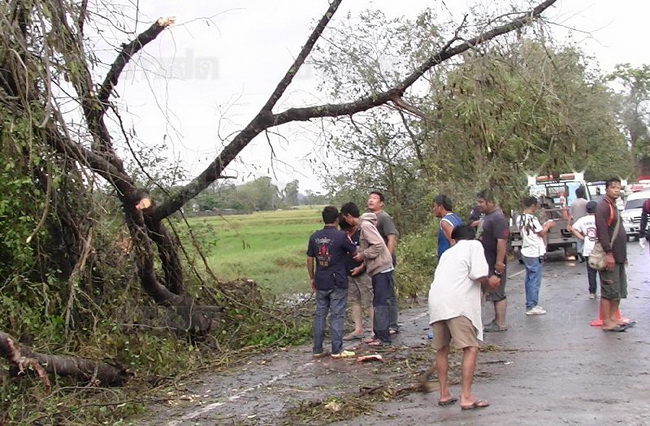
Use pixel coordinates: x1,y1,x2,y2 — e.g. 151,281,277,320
621,190,650,240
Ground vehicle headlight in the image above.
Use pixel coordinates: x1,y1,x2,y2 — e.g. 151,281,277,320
622,216,633,224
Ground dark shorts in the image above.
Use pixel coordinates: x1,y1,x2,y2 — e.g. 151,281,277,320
599,263,628,300
485,267,507,302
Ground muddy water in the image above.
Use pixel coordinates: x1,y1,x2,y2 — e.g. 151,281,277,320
145,242,650,425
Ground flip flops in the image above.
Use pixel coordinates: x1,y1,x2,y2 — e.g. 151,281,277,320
331,350,356,359
603,324,628,332
438,396,458,406
343,333,364,341
461,399,490,410
365,338,390,347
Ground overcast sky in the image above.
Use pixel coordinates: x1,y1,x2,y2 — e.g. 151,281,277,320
110,0,650,193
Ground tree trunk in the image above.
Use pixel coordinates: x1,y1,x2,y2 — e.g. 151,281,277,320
0,332,129,387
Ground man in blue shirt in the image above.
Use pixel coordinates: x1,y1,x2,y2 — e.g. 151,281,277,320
433,194,464,260
307,206,358,358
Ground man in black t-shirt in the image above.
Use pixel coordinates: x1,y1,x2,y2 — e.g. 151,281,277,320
476,190,510,333
307,206,358,358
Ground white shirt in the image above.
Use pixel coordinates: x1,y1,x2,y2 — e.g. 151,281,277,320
428,240,488,341
572,215,597,256
517,213,546,258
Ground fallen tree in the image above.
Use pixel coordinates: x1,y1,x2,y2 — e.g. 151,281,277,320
0,0,558,382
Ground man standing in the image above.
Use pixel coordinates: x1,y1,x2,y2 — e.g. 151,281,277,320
338,214,373,341
594,178,629,332
341,202,395,346
517,196,556,315
429,225,500,410
476,189,510,332
433,194,464,259
306,206,358,358
367,191,400,334
568,186,589,262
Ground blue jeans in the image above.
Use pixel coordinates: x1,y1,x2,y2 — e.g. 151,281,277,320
372,271,396,344
522,256,542,310
313,287,348,355
585,256,598,294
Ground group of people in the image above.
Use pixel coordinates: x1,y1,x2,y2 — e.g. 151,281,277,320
495,178,631,333
306,191,398,359
307,179,633,410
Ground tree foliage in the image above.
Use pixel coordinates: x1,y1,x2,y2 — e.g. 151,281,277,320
608,64,650,176
317,13,632,225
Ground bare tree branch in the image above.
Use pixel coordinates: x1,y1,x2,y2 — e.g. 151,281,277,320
98,17,175,109
153,0,557,221
271,0,557,126
260,0,342,113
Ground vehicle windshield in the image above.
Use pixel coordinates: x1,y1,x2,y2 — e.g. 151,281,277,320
529,182,584,206
625,198,650,210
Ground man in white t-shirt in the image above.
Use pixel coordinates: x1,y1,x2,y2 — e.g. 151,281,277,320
428,225,500,410
568,186,589,262
517,196,556,315
570,201,598,298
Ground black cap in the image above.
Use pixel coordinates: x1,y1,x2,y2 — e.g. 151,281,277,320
586,201,597,213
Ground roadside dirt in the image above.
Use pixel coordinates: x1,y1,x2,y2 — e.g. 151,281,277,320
144,243,650,425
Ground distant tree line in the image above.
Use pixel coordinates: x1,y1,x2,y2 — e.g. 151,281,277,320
191,177,330,212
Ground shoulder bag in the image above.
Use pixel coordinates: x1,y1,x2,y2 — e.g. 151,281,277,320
588,210,621,271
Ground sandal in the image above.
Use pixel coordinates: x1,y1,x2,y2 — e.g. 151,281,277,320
461,399,489,410
343,332,364,341
366,339,390,347
438,396,458,406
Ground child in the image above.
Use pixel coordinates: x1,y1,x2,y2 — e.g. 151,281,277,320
570,201,598,298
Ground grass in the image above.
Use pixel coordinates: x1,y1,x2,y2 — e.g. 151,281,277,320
184,207,326,296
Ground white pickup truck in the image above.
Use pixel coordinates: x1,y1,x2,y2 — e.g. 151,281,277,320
509,173,589,259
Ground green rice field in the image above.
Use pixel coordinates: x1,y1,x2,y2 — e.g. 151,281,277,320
184,207,326,296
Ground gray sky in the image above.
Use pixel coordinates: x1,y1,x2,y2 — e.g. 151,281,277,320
110,1,650,193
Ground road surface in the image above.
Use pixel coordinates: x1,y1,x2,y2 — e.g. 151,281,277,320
144,241,650,425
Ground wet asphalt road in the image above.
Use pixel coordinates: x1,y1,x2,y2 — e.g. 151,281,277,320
340,240,650,425
146,240,650,425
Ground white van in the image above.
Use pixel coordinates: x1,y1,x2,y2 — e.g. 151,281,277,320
621,190,650,240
